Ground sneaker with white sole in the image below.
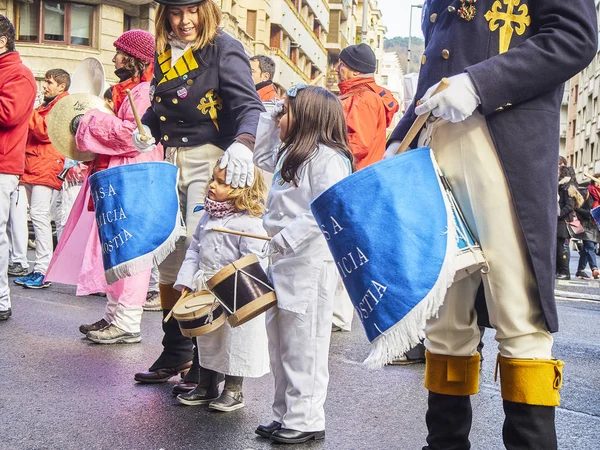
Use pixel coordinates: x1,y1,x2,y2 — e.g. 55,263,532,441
7,263,29,277
22,272,51,289
14,272,36,286
86,324,141,344
143,291,162,311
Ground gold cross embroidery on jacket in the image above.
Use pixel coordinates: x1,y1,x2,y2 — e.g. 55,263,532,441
485,0,531,54
197,89,223,131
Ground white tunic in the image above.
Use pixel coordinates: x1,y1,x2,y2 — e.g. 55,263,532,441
175,212,270,377
253,112,352,313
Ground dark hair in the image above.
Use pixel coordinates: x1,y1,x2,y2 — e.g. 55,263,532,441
118,50,150,79
559,156,567,166
45,68,71,91
250,55,276,81
0,15,16,52
279,86,354,185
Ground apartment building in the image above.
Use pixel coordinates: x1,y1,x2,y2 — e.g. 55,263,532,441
566,1,600,182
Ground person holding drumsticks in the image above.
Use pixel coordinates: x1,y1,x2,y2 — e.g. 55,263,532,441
131,0,264,394
253,85,353,444
45,30,163,343
172,161,269,411
385,1,597,448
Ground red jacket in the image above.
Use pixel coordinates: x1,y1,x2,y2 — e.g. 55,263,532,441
21,91,69,190
257,83,279,102
338,77,399,170
0,51,37,176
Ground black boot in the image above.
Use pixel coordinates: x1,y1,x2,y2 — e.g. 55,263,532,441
209,376,245,412
176,366,224,406
503,401,557,449
423,392,472,450
148,309,194,372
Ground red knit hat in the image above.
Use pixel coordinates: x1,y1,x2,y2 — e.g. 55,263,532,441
114,30,155,64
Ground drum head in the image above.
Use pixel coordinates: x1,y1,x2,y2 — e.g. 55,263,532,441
172,291,216,321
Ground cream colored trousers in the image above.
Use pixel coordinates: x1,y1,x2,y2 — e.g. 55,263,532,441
159,144,223,284
420,113,553,359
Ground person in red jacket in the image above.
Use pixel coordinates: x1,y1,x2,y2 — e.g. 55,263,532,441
250,55,279,102
13,69,69,289
0,15,37,319
336,43,399,170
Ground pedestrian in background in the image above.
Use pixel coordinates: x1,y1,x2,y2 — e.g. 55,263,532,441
250,55,279,102
12,69,69,289
0,14,37,320
575,175,600,279
557,165,577,280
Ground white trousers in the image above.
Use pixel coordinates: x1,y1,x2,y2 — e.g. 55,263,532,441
148,265,159,292
52,183,82,242
103,269,151,333
7,184,29,267
22,184,55,275
0,174,19,310
104,293,144,334
267,260,337,432
159,144,223,284
421,113,553,359
332,276,353,331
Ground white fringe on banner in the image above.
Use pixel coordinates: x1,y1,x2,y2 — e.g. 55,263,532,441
363,151,459,369
105,218,186,285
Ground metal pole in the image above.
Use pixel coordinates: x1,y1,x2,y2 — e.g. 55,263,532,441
407,4,423,74
362,0,369,44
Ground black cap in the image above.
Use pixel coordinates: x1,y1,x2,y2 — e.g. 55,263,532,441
154,0,206,6
340,43,377,74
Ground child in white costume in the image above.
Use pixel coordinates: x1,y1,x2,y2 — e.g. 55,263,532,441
253,85,353,444
173,162,270,412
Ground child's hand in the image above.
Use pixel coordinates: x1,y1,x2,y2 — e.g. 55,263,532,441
181,286,191,297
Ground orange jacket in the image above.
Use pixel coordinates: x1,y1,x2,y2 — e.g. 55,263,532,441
21,91,68,190
257,82,279,102
338,77,399,170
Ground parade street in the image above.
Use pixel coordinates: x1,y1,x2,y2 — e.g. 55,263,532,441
1,265,598,450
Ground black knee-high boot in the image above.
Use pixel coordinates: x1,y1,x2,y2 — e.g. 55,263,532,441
423,392,473,450
503,401,557,450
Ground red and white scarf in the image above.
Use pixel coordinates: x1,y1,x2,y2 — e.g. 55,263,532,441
204,196,237,218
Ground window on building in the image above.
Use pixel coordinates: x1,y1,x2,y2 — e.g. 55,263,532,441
246,10,257,39
124,14,134,32
15,0,95,47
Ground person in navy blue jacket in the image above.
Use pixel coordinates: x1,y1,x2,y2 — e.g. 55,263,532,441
386,1,597,448
132,0,265,398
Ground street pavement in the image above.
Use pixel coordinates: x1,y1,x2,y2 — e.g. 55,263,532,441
1,254,599,450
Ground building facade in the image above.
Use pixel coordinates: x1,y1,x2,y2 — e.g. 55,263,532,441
566,0,600,182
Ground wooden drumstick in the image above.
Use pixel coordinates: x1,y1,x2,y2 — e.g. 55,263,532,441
395,77,451,155
211,227,272,241
163,292,187,323
584,172,600,184
125,88,148,142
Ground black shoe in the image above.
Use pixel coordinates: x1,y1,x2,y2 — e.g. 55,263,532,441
555,273,570,280
79,318,109,335
255,421,282,439
134,361,192,384
208,389,244,412
172,381,198,396
176,385,220,406
270,428,325,444
0,308,12,321
576,270,591,279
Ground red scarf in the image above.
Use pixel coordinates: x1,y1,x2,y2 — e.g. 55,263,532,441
588,183,600,209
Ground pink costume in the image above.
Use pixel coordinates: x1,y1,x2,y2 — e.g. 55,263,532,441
45,81,163,333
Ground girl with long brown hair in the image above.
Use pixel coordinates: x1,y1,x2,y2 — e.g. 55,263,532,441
253,85,353,444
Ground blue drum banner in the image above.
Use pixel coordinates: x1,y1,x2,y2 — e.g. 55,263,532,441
89,162,184,284
311,147,458,367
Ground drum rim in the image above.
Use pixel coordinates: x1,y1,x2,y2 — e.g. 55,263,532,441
227,291,277,327
206,254,260,289
179,308,227,337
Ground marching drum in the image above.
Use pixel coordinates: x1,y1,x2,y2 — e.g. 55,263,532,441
172,291,227,337
207,254,277,327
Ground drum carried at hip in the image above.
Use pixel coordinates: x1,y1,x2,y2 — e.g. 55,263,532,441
170,253,277,337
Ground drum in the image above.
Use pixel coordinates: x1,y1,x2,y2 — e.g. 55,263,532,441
207,254,277,327
172,291,227,337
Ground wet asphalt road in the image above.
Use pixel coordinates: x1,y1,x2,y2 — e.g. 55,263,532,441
1,270,599,450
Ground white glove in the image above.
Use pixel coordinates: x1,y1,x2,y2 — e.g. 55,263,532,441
132,125,156,153
415,73,481,123
270,99,285,120
384,140,402,159
219,142,255,188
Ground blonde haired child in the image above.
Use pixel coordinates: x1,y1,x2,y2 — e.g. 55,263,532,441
173,161,269,411
253,85,354,444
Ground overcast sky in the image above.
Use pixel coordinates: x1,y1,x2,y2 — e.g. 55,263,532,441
377,0,425,39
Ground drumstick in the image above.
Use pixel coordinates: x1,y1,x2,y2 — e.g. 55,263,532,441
211,227,272,241
584,172,600,184
395,78,451,155
125,88,148,142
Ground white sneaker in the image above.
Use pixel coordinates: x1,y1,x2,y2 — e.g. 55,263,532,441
87,324,141,344
143,291,162,311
